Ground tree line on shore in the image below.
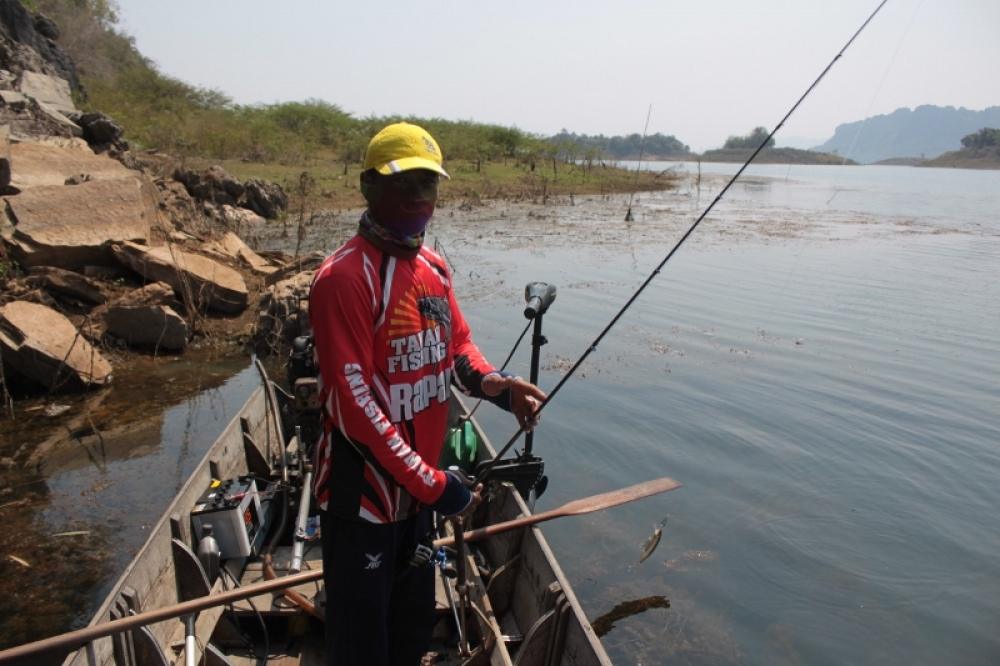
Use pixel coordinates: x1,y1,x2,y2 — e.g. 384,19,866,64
15,0,800,171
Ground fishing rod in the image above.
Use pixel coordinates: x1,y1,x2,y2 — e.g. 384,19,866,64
477,0,890,482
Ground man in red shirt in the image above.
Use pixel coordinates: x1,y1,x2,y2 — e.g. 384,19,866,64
310,122,545,665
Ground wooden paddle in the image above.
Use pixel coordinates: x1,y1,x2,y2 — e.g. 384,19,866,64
0,476,681,663
433,476,682,548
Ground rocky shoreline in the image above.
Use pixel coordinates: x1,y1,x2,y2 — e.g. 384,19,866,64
0,2,333,473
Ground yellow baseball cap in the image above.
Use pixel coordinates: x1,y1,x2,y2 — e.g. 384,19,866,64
363,122,450,179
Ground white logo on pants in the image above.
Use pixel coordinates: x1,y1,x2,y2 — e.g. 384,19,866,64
365,552,383,570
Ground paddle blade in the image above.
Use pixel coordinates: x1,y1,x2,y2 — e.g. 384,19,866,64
559,477,682,516
436,476,683,548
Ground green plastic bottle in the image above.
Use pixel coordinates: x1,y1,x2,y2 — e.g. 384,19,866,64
440,419,478,473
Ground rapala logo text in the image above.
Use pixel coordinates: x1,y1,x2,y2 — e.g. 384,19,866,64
388,368,452,422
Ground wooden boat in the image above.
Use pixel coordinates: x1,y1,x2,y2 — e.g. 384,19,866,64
43,365,615,666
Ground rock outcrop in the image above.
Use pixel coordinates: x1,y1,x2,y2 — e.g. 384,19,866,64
261,251,324,287
153,177,211,236
174,165,288,220
115,281,177,307
104,303,187,352
76,111,128,155
3,175,156,269
218,204,265,233
0,87,80,142
174,165,244,207
253,269,313,353
0,300,112,390
111,241,249,314
242,179,288,219
6,141,132,190
24,266,107,305
204,230,276,275
0,4,292,397
0,2,79,92
17,70,73,116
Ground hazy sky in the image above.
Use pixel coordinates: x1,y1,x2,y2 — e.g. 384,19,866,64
115,0,999,152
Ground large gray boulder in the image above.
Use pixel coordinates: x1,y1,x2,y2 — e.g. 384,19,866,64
242,178,288,219
17,70,74,115
24,266,107,305
203,229,275,276
174,165,244,206
2,175,156,269
253,269,313,353
153,177,210,236
218,204,265,232
111,241,248,314
115,281,176,307
7,141,133,190
263,251,325,287
13,71,80,137
0,88,80,142
0,300,112,391
105,304,187,352
172,167,287,219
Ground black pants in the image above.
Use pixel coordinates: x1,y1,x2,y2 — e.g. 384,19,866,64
320,508,436,666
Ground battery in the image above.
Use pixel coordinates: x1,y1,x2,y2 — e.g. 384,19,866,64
190,476,264,559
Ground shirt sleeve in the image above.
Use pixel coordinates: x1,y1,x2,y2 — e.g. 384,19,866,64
309,265,448,505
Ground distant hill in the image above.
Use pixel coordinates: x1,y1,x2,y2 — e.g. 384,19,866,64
922,127,1000,170
815,105,1000,164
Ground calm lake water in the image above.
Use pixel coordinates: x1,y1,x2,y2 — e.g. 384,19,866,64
3,162,997,665
442,162,1000,665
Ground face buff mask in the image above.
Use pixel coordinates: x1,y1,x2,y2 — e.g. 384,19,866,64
361,171,439,250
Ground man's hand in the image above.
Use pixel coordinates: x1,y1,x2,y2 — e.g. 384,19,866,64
481,374,546,432
433,471,483,517
462,482,484,518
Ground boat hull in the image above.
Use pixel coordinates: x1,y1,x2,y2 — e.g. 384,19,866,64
55,387,610,666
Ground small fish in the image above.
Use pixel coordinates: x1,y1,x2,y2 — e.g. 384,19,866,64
7,554,30,568
52,530,91,538
638,517,668,564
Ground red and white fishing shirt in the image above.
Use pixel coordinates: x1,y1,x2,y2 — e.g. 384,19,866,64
309,234,498,523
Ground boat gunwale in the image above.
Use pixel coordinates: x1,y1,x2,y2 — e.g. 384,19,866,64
61,385,273,666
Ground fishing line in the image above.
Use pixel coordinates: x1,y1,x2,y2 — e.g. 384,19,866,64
479,0,891,480
827,0,923,208
624,104,653,222
763,1,918,324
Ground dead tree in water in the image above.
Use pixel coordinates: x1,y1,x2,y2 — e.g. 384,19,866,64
294,171,315,259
